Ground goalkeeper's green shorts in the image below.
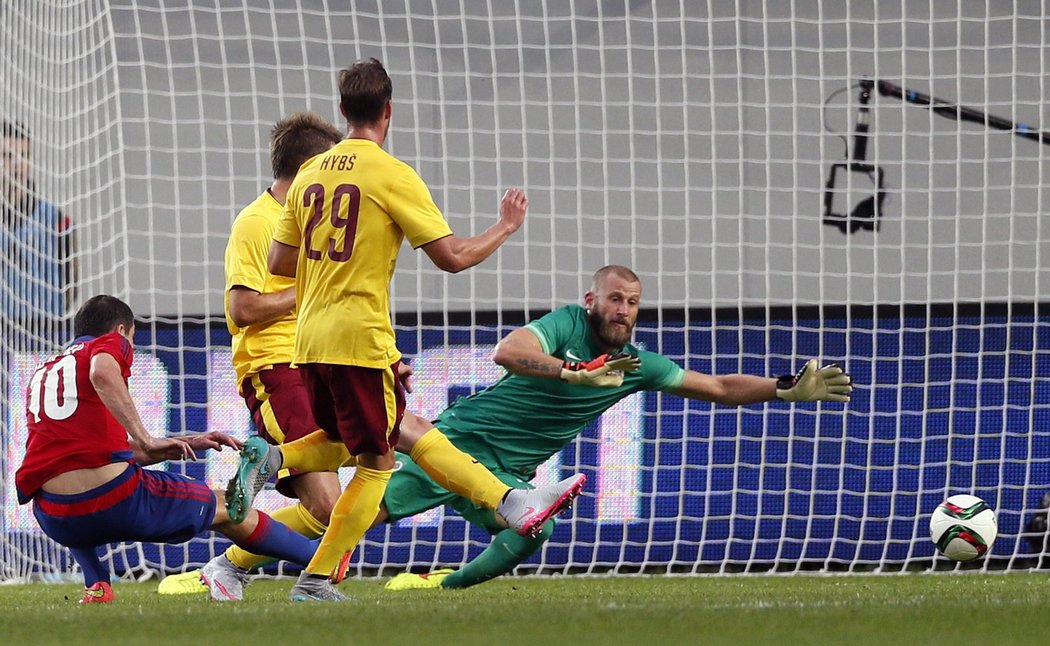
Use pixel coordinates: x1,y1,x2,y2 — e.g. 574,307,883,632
383,452,532,534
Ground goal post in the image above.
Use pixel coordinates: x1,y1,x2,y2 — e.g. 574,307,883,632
2,0,1049,582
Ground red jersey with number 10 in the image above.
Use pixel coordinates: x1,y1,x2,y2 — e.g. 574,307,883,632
15,333,135,504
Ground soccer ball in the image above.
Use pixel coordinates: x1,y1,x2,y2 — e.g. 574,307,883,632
929,494,997,561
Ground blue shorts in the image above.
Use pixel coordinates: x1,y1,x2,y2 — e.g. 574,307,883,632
33,463,216,549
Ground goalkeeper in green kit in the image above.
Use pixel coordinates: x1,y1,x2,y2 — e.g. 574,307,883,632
383,264,852,591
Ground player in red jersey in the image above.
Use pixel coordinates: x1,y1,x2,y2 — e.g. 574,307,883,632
15,295,321,603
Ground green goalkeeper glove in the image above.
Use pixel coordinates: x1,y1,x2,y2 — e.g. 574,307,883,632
776,359,852,402
560,352,641,388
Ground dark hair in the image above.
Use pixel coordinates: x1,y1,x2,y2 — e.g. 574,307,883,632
74,295,135,337
2,120,30,141
270,112,343,180
337,58,392,125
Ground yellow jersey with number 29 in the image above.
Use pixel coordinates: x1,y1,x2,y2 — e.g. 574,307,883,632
273,138,452,368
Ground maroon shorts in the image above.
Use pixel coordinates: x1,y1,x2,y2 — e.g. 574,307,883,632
240,364,323,496
298,361,405,457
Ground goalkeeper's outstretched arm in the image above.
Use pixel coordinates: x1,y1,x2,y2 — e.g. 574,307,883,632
666,359,852,405
493,327,640,387
492,328,569,379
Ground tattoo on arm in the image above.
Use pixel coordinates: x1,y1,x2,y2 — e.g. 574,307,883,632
515,357,560,375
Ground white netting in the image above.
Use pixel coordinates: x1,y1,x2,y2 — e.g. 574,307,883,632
2,0,1049,582
1,0,128,580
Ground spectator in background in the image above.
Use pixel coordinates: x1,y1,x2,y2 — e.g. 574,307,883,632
1,120,76,350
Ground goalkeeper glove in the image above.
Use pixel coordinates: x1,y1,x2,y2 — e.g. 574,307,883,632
560,351,641,388
776,359,852,402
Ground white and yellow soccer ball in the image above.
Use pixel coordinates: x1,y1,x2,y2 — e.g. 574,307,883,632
929,494,998,562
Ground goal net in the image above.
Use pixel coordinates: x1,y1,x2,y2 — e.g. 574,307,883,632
2,0,1049,582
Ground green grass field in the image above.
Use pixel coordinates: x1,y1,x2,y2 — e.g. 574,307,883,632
1,573,1048,645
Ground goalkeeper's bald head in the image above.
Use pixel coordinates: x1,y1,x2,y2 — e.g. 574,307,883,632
591,265,640,293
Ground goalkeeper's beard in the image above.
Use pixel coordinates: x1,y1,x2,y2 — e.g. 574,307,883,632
588,309,633,350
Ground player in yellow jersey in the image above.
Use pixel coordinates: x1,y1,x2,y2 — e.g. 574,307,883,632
225,59,570,602
261,59,531,602
159,111,583,600
161,114,345,599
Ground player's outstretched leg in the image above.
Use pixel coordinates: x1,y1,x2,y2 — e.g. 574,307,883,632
497,473,586,537
225,436,283,524
385,520,556,592
289,572,352,602
385,568,454,591
200,553,251,602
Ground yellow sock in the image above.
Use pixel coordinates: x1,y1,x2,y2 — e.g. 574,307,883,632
305,465,391,576
225,502,327,570
279,429,351,472
410,429,510,511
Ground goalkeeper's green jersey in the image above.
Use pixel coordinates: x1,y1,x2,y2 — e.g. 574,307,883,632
434,304,685,476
